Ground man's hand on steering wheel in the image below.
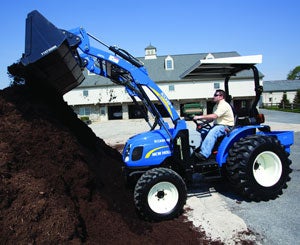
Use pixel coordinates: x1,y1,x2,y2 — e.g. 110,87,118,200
192,116,212,130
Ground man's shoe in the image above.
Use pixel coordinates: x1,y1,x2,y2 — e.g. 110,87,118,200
194,152,207,161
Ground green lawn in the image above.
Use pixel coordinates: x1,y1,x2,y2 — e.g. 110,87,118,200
262,106,300,113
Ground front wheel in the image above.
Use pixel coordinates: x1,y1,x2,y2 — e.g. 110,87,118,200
134,168,187,221
226,135,292,201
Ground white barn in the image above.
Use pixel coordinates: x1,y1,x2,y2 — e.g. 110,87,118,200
262,80,300,106
63,45,264,121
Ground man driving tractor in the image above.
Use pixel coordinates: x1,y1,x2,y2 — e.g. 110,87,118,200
193,89,234,160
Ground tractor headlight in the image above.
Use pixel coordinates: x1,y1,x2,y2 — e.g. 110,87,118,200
124,144,131,162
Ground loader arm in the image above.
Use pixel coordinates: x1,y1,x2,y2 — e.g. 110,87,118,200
73,32,180,133
17,10,182,138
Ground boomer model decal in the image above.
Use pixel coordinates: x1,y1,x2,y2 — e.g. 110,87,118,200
149,88,173,118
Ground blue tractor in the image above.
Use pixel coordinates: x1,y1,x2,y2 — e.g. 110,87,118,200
14,10,293,221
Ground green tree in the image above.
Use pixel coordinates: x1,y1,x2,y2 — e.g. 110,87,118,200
287,66,300,80
293,89,300,104
279,92,290,108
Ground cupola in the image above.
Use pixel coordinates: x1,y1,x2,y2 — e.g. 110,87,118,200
145,44,157,59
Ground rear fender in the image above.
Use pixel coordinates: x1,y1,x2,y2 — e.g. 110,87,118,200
216,126,259,166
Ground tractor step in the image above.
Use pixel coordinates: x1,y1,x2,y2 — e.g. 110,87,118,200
194,158,218,167
192,158,221,177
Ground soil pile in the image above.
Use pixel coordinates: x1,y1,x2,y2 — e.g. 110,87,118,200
0,84,212,244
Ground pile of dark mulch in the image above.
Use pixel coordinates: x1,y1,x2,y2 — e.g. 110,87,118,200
0,83,217,244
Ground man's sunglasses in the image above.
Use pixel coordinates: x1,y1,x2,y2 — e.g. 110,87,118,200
214,93,222,97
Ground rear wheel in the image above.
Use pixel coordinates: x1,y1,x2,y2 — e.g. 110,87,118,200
134,168,187,221
226,135,292,201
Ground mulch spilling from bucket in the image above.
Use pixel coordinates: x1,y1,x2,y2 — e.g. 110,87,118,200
0,84,218,244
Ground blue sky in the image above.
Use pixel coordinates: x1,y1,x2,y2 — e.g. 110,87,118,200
0,0,299,89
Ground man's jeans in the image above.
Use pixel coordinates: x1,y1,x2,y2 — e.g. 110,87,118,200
200,125,228,158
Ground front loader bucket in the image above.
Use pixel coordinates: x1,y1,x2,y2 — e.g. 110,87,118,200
20,10,84,94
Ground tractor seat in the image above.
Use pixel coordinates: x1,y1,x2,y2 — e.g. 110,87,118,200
234,108,265,126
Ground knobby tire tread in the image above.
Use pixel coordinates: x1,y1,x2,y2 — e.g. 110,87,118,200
226,135,292,201
134,168,187,221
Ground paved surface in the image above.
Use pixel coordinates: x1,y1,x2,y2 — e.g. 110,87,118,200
221,109,300,244
89,109,300,244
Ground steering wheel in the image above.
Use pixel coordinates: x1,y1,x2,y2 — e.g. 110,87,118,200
193,118,212,131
